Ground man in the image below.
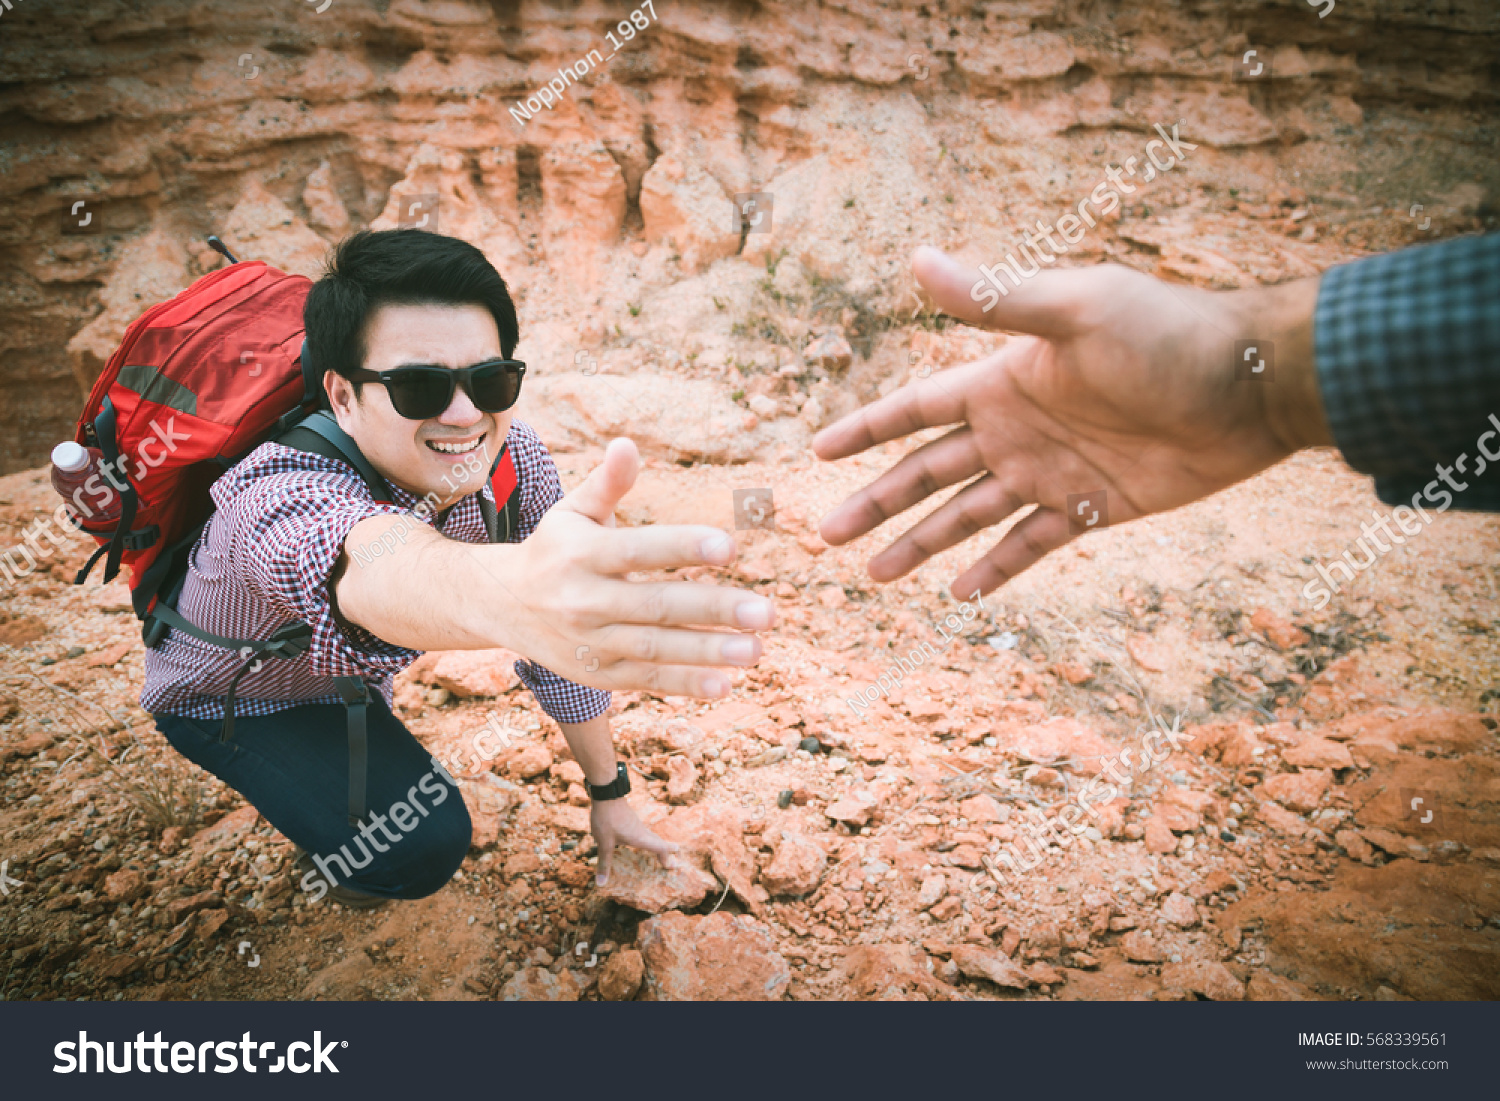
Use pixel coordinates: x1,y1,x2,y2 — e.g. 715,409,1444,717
815,234,1498,593
146,229,776,908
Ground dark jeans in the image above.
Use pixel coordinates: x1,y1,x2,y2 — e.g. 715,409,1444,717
153,695,471,900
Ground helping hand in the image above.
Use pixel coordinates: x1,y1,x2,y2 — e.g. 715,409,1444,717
814,246,1327,596
514,437,776,698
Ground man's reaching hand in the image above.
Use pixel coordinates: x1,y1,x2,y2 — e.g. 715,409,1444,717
339,438,775,698
814,246,1332,597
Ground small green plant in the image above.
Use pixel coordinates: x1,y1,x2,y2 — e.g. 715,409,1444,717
628,303,641,317
731,388,745,402
843,197,856,208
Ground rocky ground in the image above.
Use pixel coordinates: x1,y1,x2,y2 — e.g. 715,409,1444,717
2,433,1497,1001
2,0,1498,1002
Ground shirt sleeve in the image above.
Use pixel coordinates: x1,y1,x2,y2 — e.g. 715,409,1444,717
503,418,613,724
216,455,421,680
1314,232,1500,512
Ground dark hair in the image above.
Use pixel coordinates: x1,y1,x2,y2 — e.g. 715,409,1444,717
304,228,519,402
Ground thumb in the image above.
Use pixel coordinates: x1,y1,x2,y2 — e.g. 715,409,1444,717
912,244,1083,340
559,437,640,527
595,831,615,886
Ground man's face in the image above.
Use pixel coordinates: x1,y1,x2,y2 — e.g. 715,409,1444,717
326,302,511,509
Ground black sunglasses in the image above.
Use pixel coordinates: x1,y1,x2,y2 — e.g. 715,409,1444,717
347,358,527,420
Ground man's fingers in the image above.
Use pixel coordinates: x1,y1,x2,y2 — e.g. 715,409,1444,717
595,625,764,669
951,506,1074,597
812,365,972,462
587,524,740,575
866,474,1030,581
594,831,615,886
912,244,1084,340
819,425,986,545
558,437,640,526
601,579,776,632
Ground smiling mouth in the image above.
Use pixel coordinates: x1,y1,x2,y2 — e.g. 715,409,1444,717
425,433,486,456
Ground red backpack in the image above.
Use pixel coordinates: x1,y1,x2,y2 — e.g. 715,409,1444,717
73,236,522,824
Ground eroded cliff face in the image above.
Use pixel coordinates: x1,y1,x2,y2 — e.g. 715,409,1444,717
1,0,1496,473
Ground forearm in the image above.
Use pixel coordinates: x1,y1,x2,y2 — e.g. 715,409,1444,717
335,513,533,652
557,714,618,787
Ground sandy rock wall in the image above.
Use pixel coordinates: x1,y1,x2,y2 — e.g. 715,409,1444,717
1,0,1496,473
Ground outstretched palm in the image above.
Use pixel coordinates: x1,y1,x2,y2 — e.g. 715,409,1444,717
815,249,1300,596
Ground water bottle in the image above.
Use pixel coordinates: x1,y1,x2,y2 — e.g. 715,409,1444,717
50,440,122,532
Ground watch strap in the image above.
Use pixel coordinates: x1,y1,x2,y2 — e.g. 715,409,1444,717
585,762,631,801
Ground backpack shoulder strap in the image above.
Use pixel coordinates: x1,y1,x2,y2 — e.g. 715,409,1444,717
275,411,393,504
478,441,522,543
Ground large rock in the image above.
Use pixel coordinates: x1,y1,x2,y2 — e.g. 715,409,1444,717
597,949,645,1001
759,831,826,897
639,154,739,273
638,911,790,1001
950,945,1032,990
652,803,766,915
595,846,718,914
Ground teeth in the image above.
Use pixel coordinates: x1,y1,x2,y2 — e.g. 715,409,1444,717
428,437,482,455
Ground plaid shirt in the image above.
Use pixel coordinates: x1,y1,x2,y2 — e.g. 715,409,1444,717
1315,232,1500,512
141,417,611,725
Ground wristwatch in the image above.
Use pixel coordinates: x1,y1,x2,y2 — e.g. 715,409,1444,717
584,762,631,802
